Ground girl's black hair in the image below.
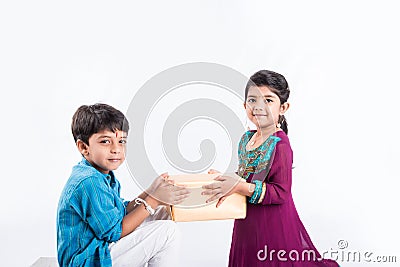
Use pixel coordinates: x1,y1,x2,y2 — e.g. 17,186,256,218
245,70,290,134
71,103,129,144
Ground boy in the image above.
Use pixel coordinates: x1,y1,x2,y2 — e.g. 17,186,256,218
57,103,189,266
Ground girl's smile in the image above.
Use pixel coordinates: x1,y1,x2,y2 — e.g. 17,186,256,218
245,85,283,130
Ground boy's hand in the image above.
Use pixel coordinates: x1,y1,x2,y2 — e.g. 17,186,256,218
146,173,168,196
146,173,190,206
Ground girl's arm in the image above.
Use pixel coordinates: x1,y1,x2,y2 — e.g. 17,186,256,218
202,174,255,207
259,142,292,205
203,142,292,206
234,180,256,197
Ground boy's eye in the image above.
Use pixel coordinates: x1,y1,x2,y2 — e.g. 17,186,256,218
100,139,111,144
120,139,127,144
265,99,273,103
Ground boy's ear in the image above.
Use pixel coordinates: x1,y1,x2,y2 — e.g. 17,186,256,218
76,139,89,156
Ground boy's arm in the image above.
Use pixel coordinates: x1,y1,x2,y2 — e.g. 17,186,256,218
120,195,158,238
121,174,189,237
124,191,149,213
73,178,128,243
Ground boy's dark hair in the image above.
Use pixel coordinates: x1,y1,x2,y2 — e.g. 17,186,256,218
71,103,129,144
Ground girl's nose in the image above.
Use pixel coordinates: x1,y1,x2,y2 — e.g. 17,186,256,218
253,105,265,111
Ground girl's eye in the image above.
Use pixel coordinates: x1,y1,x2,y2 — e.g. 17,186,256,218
265,99,273,103
100,139,110,144
247,98,256,103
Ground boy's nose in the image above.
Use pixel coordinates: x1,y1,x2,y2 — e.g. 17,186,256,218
110,143,121,153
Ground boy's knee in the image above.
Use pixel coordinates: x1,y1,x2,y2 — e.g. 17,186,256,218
158,220,180,243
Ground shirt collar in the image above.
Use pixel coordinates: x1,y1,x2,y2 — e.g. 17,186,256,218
80,157,116,185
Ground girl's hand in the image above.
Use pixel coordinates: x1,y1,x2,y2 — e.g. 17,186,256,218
207,169,228,207
201,174,242,207
208,169,220,175
146,173,190,206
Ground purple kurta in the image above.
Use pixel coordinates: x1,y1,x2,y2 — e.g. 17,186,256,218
228,130,339,267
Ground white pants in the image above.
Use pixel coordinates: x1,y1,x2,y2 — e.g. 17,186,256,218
109,207,180,267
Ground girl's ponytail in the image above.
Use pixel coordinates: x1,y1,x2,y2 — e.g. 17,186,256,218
279,115,288,135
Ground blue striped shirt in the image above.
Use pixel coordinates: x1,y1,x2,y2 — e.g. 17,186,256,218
57,158,129,266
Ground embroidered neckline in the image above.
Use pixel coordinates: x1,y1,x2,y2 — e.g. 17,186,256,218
237,131,281,179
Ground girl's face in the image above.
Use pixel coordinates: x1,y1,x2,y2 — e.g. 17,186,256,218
244,86,288,130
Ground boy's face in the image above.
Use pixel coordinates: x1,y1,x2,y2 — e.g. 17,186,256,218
78,129,127,174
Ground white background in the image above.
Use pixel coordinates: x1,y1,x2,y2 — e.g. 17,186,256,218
1,1,399,266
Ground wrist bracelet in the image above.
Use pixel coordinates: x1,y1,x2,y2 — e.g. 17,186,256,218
134,198,155,215
249,180,262,204
248,183,255,193
258,182,266,204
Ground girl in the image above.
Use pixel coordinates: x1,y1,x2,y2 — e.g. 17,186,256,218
202,70,339,267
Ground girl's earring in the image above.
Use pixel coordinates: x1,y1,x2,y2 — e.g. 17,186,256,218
246,121,251,131
245,116,251,131
276,115,282,128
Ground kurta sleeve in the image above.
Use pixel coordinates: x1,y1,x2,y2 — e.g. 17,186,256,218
261,141,293,205
70,177,124,242
115,179,131,208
